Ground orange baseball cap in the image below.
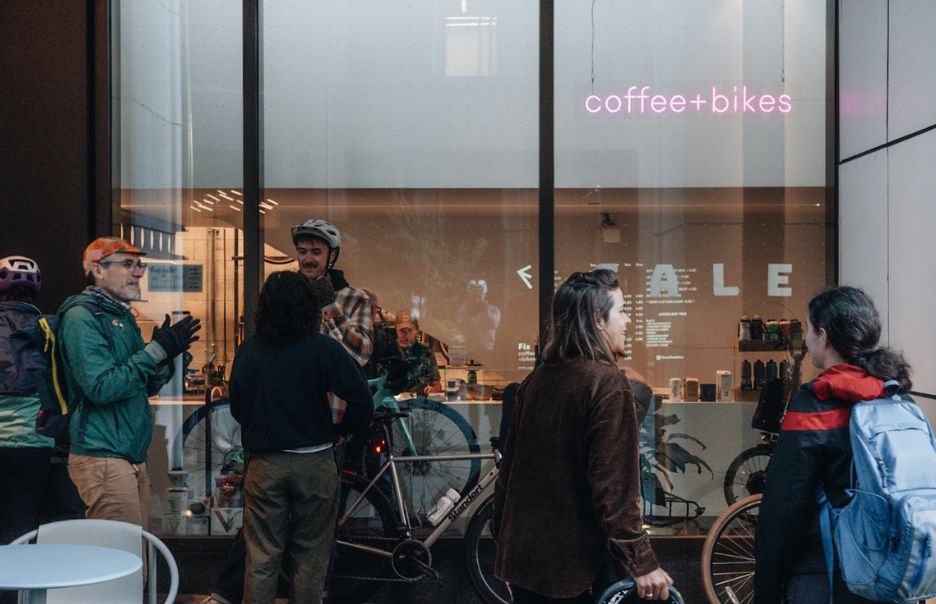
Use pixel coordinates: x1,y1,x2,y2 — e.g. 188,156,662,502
395,309,418,330
82,237,146,275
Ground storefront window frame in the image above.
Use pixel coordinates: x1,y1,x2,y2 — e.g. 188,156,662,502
97,0,839,341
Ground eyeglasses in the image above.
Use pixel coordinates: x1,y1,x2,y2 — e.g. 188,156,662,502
98,259,147,272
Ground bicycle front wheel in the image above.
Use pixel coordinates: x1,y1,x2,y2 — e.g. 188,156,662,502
723,445,770,505
330,472,399,604
465,495,512,604
390,398,481,518
701,493,762,604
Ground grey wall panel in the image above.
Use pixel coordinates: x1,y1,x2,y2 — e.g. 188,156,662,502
888,0,936,140
839,0,887,158
839,151,888,343
888,130,936,395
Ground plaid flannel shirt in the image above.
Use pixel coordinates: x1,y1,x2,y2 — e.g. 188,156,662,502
321,284,373,421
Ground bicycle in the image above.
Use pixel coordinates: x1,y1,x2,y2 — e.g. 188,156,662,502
329,408,507,604
722,434,773,506
701,493,762,603
722,341,807,505
169,377,482,524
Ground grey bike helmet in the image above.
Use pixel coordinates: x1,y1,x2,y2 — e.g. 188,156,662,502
291,219,342,265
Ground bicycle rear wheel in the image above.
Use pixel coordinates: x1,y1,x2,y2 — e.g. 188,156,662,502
723,445,770,505
172,400,243,500
465,495,512,604
330,472,399,604
701,493,762,603
389,398,481,518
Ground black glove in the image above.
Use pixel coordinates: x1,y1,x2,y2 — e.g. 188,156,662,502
152,315,201,359
151,314,171,342
309,277,338,308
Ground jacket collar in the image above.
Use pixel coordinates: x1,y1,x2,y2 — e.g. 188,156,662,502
813,364,884,403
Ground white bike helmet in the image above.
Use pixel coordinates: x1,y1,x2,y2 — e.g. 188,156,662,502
291,219,342,266
0,256,41,293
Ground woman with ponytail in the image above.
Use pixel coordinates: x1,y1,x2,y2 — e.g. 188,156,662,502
754,286,913,603
493,270,672,602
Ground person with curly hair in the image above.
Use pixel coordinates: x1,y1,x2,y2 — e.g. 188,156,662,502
229,271,371,602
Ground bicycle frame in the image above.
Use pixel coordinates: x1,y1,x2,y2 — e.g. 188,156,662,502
337,443,500,557
368,376,420,455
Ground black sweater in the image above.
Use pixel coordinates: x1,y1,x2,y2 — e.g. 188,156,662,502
229,332,372,453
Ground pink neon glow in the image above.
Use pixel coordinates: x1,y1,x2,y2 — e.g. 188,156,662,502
584,86,793,116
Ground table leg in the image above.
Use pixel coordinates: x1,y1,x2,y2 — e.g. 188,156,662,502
22,589,46,604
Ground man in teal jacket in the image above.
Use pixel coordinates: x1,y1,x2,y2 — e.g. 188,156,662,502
59,237,201,527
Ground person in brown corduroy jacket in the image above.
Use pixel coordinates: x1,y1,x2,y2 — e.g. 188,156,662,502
493,269,672,603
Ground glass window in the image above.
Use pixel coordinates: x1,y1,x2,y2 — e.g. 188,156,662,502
555,1,830,522
114,0,244,536
260,0,539,531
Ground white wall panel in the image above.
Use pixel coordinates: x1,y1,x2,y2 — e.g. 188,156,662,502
888,0,936,140
839,150,888,342
839,0,887,159
888,130,936,394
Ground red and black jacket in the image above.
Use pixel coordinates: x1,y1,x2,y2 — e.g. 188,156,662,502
753,364,885,603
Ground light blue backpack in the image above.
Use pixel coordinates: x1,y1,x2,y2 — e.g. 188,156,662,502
818,380,936,603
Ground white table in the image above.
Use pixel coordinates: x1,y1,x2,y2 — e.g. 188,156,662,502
0,543,142,604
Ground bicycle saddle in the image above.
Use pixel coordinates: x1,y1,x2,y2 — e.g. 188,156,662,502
595,578,684,604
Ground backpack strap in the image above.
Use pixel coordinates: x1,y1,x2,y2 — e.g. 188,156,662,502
37,317,67,415
816,485,836,604
882,379,901,399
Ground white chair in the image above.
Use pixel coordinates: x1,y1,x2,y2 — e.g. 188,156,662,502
10,519,179,604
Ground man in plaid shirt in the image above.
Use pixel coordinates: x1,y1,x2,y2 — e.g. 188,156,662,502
292,219,373,423
291,218,373,367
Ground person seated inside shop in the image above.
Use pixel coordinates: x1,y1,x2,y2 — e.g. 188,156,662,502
382,309,442,396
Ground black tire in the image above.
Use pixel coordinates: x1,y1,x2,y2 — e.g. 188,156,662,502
384,398,482,517
172,400,243,500
329,472,400,604
701,494,762,603
723,445,770,505
465,496,512,604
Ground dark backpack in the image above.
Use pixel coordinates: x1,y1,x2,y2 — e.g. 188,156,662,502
33,301,115,441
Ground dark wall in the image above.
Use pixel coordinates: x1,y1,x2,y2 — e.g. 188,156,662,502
0,1,94,313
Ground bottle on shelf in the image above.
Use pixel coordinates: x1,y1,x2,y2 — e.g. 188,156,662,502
753,359,766,389
738,315,751,342
750,315,765,341
741,360,753,390
766,359,778,381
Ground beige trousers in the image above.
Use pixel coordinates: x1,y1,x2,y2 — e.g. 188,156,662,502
67,453,150,528
243,449,339,603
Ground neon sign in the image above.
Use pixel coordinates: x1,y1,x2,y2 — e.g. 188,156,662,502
584,86,792,116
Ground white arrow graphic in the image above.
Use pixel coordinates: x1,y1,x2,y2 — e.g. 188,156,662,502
517,265,533,289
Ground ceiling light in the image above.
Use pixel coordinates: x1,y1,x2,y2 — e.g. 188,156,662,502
230,190,242,196
229,204,242,212
265,198,278,205
190,205,202,213
206,194,220,202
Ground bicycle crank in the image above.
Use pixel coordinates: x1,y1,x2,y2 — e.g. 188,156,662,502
391,540,441,582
